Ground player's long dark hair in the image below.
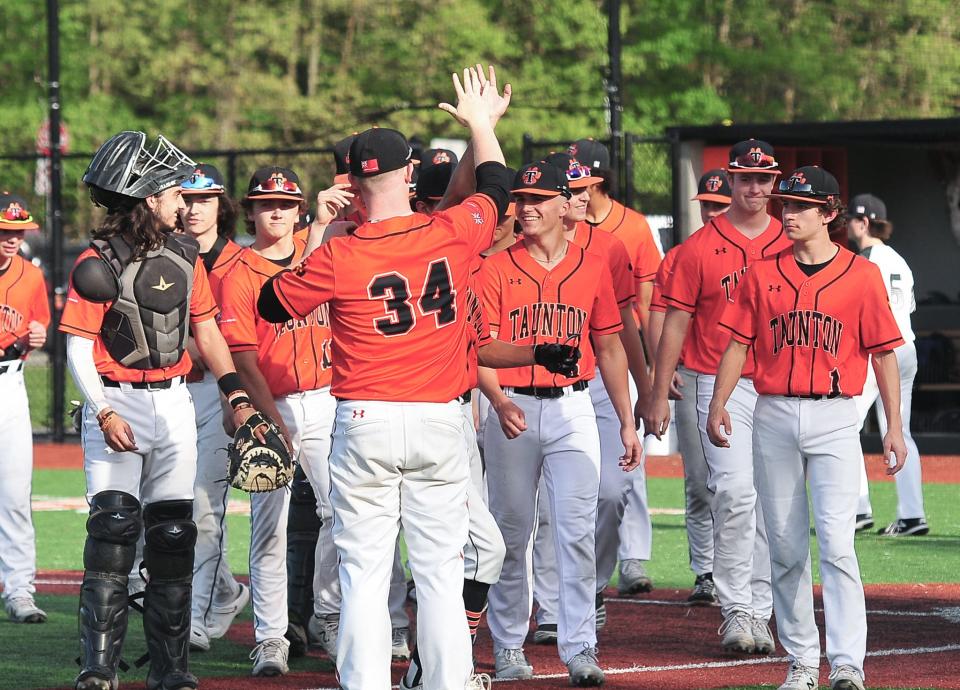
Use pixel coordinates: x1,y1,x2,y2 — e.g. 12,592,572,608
215,195,241,240
91,198,167,258
824,198,847,237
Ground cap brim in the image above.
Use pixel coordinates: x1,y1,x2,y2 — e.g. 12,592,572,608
693,193,732,203
334,173,350,185
568,175,604,188
245,192,305,202
181,188,224,196
512,188,564,197
0,220,39,231
767,192,828,205
505,202,516,216
725,167,781,175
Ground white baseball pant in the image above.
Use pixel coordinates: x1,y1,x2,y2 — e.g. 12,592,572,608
81,380,198,503
855,343,924,520
0,364,38,602
484,387,601,664
276,387,339,619
330,399,472,690
694,373,772,620
676,366,713,575
753,395,866,675
188,373,242,631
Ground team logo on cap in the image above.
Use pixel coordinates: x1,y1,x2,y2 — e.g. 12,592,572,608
749,147,764,165
432,151,451,165
522,167,542,185
361,159,380,173
567,143,579,156
706,175,722,193
789,172,807,185
2,201,29,221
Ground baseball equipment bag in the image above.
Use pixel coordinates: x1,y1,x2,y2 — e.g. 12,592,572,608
227,412,294,492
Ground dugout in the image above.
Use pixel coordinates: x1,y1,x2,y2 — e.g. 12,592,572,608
668,117,960,454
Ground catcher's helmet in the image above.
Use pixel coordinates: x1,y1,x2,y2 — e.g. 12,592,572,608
83,131,195,209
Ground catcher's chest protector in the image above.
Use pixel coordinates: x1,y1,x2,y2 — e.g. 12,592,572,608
92,233,199,370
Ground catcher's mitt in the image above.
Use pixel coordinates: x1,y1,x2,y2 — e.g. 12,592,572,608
227,411,294,492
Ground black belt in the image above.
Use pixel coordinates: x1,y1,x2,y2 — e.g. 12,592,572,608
457,390,472,404
510,380,589,399
101,376,180,390
785,393,842,401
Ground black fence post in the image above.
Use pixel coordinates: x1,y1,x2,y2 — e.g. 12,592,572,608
624,133,635,210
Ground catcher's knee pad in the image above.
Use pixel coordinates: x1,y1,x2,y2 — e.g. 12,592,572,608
288,466,321,533
84,490,142,574
143,500,197,581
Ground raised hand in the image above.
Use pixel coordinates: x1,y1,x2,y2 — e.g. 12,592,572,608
314,183,354,226
438,66,493,128
476,64,511,127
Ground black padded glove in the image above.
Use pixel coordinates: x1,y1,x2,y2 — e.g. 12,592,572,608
534,343,581,378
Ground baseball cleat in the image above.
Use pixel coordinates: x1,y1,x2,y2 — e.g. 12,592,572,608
206,583,250,639
74,673,118,690
466,673,493,690
189,625,211,652
778,661,819,690
853,513,874,533
718,612,755,654
567,646,605,686
392,626,411,660
617,559,653,595
751,617,775,654
308,612,340,661
829,664,865,690
250,638,289,677
285,620,308,658
878,517,929,536
595,592,607,631
532,622,559,644
687,573,719,606
5,595,46,623
494,648,534,679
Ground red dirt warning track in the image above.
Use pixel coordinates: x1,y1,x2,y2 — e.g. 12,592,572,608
34,443,960,483
35,576,960,689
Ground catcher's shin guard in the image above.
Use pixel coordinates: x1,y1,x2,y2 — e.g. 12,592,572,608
142,500,198,690
76,491,142,690
286,465,321,656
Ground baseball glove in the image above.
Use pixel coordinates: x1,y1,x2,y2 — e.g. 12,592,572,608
534,343,582,378
227,411,294,493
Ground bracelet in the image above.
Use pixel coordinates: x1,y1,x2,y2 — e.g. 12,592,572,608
232,402,253,412
97,409,116,430
218,372,244,397
229,395,252,410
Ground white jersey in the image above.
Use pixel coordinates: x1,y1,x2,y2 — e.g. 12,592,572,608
861,244,915,343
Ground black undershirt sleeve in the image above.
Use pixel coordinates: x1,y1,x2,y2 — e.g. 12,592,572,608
257,274,294,323
475,161,512,223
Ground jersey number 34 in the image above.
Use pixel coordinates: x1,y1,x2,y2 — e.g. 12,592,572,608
367,259,456,337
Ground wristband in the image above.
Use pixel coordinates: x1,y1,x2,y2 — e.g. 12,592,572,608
218,372,244,397
229,395,252,410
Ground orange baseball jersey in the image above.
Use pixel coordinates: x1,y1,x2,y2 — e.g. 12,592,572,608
662,213,789,377
588,200,661,284
481,241,623,388
0,256,50,352
650,244,680,313
272,193,498,402
570,221,635,308
719,245,904,397
466,256,493,389
218,238,332,398
60,248,218,382
202,237,244,303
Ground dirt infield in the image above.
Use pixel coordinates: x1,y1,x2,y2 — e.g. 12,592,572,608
35,574,960,689
34,442,960,483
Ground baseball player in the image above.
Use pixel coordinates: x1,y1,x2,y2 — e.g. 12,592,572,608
646,140,784,656
0,192,50,625
61,131,260,690
218,166,353,676
480,161,642,686
258,66,512,690
530,152,651,646
569,138,661,334
846,193,928,536
708,165,908,690
176,164,251,653
646,169,731,606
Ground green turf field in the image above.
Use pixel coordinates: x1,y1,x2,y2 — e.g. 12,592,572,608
7,470,958,690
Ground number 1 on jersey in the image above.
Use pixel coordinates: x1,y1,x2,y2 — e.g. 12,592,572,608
368,258,456,337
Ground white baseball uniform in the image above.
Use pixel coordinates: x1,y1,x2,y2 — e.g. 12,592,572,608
854,244,924,521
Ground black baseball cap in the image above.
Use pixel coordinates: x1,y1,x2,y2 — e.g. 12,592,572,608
415,163,454,201
848,193,886,221
543,152,604,189
0,192,39,231
768,166,839,205
693,169,732,204
421,148,458,171
180,163,225,195
349,128,413,178
512,162,572,198
567,138,610,170
244,167,305,202
726,139,780,174
333,134,357,184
